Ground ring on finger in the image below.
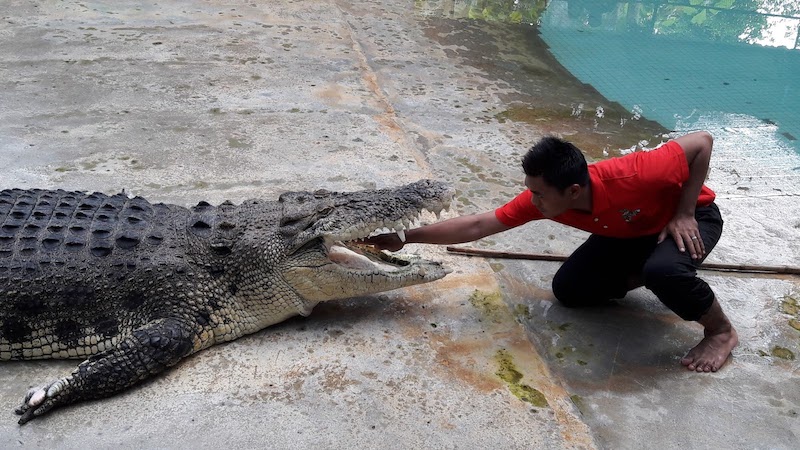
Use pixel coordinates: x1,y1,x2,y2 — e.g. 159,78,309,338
690,236,698,240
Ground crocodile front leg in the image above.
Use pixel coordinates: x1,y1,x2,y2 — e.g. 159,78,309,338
15,317,197,424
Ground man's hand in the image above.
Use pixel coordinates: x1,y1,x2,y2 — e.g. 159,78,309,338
363,211,514,252
362,233,406,252
658,213,705,259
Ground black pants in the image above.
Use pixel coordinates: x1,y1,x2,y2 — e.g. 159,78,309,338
552,203,723,321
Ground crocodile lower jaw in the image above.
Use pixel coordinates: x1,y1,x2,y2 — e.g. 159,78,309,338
326,241,409,272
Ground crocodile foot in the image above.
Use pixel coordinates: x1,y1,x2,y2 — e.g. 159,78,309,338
15,378,70,424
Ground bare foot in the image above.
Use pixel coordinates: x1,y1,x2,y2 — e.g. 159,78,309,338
681,297,738,372
681,327,738,372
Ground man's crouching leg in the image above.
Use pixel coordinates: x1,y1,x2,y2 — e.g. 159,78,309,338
681,296,738,372
643,261,738,372
551,234,642,308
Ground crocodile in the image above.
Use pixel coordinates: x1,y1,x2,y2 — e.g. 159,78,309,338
0,180,453,424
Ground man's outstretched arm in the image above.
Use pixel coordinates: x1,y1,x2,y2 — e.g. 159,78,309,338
364,211,513,251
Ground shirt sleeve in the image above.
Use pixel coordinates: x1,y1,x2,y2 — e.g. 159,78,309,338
494,190,544,227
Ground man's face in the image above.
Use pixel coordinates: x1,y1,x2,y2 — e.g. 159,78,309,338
524,175,574,218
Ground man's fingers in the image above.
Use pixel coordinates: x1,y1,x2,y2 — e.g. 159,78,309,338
687,231,704,259
674,231,687,252
662,220,705,257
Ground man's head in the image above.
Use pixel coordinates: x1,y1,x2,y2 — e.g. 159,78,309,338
521,137,590,217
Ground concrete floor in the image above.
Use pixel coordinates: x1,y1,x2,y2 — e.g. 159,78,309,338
1,1,798,449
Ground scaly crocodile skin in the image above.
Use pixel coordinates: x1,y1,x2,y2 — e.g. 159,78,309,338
0,180,452,424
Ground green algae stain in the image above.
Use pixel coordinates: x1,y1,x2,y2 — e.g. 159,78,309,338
780,294,800,334
489,262,505,273
569,394,585,414
781,294,799,316
81,160,99,170
453,157,514,186
454,157,484,174
554,346,575,360
228,138,252,149
457,196,475,207
468,290,506,323
495,349,548,408
549,342,583,365
495,106,572,124
513,304,532,322
771,346,795,360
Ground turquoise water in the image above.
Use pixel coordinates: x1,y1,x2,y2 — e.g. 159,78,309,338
538,0,800,155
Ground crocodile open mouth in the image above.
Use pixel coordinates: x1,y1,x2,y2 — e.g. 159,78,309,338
326,241,410,272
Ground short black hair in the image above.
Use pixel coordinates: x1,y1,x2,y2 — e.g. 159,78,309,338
521,137,589,191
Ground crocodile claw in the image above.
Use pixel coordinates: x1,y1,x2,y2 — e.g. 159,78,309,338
15,382,62,424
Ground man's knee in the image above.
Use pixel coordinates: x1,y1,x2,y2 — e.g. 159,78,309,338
642,258,686,289
552,272,582,307
552,269,616,308
551,268,584,307
642,260,714,320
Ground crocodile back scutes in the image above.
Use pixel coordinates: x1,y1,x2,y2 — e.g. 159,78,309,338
0,188,184,271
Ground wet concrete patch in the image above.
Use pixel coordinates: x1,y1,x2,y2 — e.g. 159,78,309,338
492,257,800,449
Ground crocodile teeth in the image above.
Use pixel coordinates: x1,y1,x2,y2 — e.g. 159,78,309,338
396,229,406,243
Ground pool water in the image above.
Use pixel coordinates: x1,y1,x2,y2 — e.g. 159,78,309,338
538,0,800,156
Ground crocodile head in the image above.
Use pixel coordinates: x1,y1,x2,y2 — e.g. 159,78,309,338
276,179,454,302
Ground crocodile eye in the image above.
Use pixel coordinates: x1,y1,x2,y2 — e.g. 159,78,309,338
319,207,333,217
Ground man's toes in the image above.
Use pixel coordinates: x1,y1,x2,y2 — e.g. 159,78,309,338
694,359,715,372
692,359,708,372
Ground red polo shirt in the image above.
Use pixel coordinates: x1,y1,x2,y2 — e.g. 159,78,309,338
495,140,716,238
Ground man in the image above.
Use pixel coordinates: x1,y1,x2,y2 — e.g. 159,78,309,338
366,131,737,372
